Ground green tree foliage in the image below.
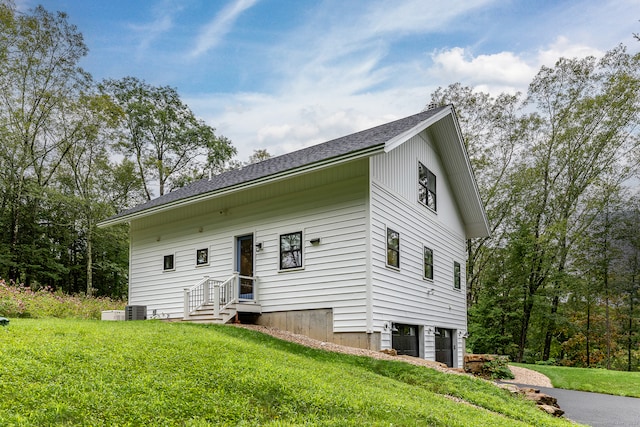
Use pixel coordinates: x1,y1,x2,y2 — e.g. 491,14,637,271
0,3,234,298
99,76,236,199
0,2,92,286
436,46,640,368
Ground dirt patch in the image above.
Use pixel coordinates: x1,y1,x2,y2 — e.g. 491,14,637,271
234,324,451,372
503,365,553,388
233,324,553,388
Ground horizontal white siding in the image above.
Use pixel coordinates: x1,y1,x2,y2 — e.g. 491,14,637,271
128,161,369,332
369,131,468,354
372,132,464,236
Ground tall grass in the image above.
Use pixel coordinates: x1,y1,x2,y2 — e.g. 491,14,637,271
0,319,579,426
0,279,124,319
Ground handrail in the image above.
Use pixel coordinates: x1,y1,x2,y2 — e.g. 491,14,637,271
184,272,257,320
186,276,210,293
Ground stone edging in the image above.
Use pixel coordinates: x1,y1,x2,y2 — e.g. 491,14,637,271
497,383,564,417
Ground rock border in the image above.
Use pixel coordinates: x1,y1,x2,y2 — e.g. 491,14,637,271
497,383,564,417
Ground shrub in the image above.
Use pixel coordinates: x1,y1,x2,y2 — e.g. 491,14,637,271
0,279,125,319
483,356,515,380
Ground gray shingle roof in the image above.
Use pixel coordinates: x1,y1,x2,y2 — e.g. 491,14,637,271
102,106,449,224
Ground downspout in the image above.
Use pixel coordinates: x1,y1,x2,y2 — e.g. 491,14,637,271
128,223,133,304
365,158,374,346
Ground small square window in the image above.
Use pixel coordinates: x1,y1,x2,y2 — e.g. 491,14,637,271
424,247,434,280
280,231,302,270
163,254,175,271
196,248,208,266
386,227,400,268
418,162,437,211
454,261,461,289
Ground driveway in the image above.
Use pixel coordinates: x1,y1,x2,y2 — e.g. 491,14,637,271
513,384,640,426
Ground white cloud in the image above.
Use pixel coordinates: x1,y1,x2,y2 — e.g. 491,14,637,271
189,0,259,58
184,1,502,160
536,36,603,67
185,0,634,162
428,36,608,96
187,85,431,161
128,1,182,52
430,47,534,92
361,0,495,35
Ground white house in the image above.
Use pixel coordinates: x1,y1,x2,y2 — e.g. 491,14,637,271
99,105,489,367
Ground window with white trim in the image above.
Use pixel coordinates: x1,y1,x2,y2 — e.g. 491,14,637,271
454,261,461,289
418,162,437,211
280,231,302,270
386,227,400,268
163,254,175,271
196,248,208,266
424,247,434,280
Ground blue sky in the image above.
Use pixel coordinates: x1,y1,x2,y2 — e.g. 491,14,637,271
25,0,640,161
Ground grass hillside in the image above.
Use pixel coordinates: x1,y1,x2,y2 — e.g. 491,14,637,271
512,363,640,398
0,319,579,426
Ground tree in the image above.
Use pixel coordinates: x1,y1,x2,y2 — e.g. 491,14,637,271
612,198,640,370
431,46,640,364
99,77,236,200
247,149,271,164
0,2,92,284
525,46,640,361
56,93,123,295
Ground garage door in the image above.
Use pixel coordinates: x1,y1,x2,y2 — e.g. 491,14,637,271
435,327,453,367
392,324,419,357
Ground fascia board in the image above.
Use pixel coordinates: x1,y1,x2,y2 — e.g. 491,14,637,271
383,106,453,153
448,108,491,238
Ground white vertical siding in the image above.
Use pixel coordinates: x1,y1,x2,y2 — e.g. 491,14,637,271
128,161,370,332
369,130,468,363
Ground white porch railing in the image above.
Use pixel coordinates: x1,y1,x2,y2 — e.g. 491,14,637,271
183,273,256,320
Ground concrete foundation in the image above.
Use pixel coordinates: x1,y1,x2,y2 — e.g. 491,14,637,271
255,308,380,351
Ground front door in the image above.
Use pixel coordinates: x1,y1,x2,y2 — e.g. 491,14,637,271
392,324,419,357
435,328,454,367
236,235,254,299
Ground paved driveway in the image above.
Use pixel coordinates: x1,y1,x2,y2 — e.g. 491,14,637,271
531,385,640,426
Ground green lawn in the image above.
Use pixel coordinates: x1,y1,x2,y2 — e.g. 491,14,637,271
512,363,640,398
0,319,579,426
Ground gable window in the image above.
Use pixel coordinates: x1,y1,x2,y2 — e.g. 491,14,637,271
418,162,437,211
454,261,461,290
196,248,208,266
424,247,434,280
386,227,400,268
280,231,302,270
163,254,175,271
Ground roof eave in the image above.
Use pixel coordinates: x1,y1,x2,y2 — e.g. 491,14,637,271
98,143,385,228
446,108,491,239
384,106,453,153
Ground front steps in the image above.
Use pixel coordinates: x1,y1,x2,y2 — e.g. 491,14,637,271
184,302,262,324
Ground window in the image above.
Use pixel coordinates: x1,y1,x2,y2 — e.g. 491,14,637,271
196,248,208,266
454,261,461,289
280,231,302,270
418,162,437,211
163,254,175,271
386,227,400,268
424,247,434,280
